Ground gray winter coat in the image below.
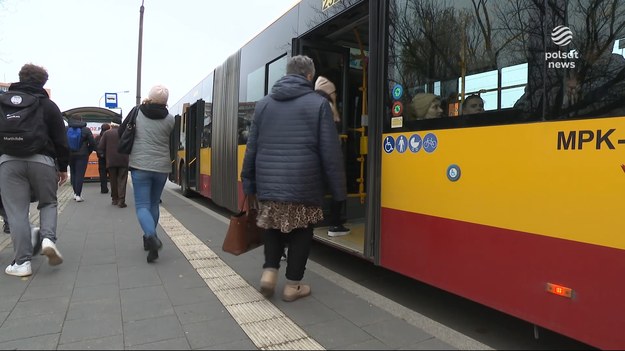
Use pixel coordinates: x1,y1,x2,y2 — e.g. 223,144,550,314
241,74,346,206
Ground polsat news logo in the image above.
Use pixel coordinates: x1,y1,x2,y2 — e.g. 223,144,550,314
546,25,578,68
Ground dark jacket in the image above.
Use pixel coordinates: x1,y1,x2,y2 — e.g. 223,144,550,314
97,126,129,169
7,82,69,172
66,120,96,157
241,74,346,206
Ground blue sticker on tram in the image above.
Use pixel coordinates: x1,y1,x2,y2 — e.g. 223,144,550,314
396,135,408,153
447,164,461,182
383,136,395,154
423,133,438,153
409,134,422,153
392,84,404,100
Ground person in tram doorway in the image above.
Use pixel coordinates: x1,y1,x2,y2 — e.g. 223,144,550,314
0,63,69,277
314,75,350,237
95,123,111,194
126,84,175,263
241,55,347,302
67,114,96,202
97,122,129,208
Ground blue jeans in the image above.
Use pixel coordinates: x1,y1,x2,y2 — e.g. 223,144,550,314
69,155,89,196
130,169,168,238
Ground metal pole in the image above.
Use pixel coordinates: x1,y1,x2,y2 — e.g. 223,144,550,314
136,0,145,106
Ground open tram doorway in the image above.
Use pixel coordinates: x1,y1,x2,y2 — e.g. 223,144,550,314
294,2,370,257
181,100,204,196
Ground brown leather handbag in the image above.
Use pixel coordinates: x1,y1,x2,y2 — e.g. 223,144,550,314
222,196,264,255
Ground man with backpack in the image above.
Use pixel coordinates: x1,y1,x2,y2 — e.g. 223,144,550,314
66,114,96,202
0,63,69,277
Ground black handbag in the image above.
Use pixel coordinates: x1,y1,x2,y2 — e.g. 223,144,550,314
117,106,139,155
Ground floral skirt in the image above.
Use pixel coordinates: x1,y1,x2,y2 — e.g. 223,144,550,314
256,201,323,233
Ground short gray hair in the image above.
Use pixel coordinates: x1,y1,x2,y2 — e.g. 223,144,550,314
287,55,315,78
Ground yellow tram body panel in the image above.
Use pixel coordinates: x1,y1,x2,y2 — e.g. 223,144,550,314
381,116,625,250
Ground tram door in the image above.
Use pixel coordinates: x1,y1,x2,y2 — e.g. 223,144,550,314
295,40,369,255
183,100,204,193
170,114,181,182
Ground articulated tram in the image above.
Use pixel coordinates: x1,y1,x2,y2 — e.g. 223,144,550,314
168,0,625,348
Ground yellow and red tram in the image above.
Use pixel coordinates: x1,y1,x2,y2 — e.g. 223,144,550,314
169,1,625,348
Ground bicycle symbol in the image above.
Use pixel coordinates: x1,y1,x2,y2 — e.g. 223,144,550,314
423,133,438,153
423,138,437,149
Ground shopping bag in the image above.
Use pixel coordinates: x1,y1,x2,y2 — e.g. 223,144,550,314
222,196,264,255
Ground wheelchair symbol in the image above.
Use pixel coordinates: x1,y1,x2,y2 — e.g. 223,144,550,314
447,164,461,181
384,136,395,154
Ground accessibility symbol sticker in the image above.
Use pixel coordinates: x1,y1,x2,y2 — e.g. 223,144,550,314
409,134,422,153
447,164,461,182
383,136,395,154
396,135,408,153
392,84,404,100
423,133,438,153
392,102,403,117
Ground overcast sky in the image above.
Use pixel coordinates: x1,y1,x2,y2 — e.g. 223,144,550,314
0,0,297,117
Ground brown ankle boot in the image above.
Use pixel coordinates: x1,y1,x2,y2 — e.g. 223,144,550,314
259,269,278,298
282,282,311,302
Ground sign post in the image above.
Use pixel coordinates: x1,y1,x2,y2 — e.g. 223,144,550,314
104,93,118,109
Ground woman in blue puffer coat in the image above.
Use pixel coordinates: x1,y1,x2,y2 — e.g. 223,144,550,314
241,55,346,302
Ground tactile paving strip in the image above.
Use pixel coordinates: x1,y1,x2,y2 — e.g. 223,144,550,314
159,208,324,350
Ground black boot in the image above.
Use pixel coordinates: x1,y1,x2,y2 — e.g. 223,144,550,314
146,236,162,263
143,235,162,251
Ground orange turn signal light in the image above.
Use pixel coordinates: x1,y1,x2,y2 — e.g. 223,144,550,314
546,283,573,298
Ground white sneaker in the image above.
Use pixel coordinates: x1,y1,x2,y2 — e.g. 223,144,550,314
5,261,32,277
328,225,351,237
41,238,63,266
75,196,84,202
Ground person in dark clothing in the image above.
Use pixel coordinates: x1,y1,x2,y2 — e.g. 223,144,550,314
241,55,347,302
66,114,96,202
98,123,129,208
0,63,69,277
314,76,351,237
95,123,111,194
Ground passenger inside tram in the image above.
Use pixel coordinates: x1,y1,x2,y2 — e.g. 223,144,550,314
461,94,485,115
407,93,444,120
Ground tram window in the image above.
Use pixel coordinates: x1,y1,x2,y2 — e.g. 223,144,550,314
239,66,265,145
268,55,287,94
238,54,288,145
386,0,625,133
201,74,214,149
201,104,212,148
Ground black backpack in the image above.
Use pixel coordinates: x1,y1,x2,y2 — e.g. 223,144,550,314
0,91,48,157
